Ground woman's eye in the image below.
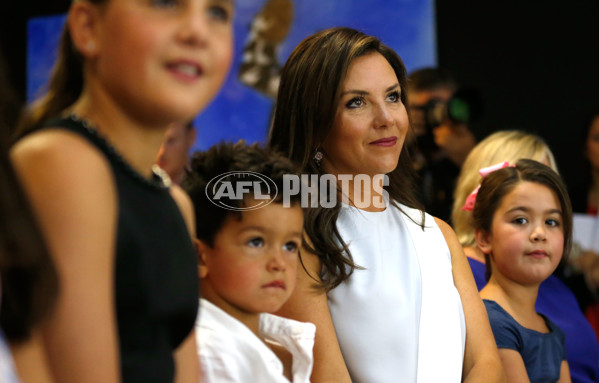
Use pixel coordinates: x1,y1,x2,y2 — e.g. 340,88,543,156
283,241,299,253
512,217,527,225
346,97,364,109
208,5,231,22
386,91,400,103
546,218,561,227
151,0,179,8
247,237,264,248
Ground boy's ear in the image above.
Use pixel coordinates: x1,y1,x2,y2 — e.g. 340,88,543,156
68,0,101,58
194,238,209,279
474,228,493,255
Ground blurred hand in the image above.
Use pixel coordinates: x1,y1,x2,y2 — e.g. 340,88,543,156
570,249,599,290
433,121,476,166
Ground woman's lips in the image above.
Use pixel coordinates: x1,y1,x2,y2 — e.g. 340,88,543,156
263,280,286,289
370,136,397,147
528,250,548,259
167,60,204,82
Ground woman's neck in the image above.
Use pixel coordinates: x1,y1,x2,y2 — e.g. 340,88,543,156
481,273,547,332
338,174,387,212
463,245,485,263
69,92,169,179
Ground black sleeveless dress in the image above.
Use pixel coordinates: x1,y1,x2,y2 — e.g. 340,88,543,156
42,116,199,382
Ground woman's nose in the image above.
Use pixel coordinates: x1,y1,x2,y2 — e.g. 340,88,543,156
530,225,547,242
176,7,209,47
267,249,287,271
373,104,394,128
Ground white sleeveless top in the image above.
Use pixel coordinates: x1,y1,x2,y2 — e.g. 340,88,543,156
327,202,466,382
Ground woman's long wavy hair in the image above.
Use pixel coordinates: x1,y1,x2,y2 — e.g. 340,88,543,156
268,27,423,291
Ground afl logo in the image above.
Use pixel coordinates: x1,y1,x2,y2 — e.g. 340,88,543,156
205,171,278,211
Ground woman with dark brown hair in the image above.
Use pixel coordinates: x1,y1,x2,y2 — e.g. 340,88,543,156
268,26,504,382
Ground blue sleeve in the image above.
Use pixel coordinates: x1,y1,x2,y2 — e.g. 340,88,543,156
467,258,487,291
484,300,523,352
551,320,568,361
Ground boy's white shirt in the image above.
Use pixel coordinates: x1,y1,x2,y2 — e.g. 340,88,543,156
197,298,315,383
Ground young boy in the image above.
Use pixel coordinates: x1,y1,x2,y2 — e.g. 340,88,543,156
183,141,315,383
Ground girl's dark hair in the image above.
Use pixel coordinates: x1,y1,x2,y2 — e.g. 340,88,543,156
0,152,59,342
14,0,105,140
267,27,423,291
472,159,573,280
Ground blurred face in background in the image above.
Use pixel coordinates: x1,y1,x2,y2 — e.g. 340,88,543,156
156,121,196,184
586,115,599,171
408,87,453,138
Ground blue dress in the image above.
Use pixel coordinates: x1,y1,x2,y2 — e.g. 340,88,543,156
469,257,599,383
484,299,566,382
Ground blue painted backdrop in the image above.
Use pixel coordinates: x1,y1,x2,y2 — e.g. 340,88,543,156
27,1,436,152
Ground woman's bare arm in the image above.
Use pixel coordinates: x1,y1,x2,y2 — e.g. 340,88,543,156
275,244,352,383
558,361,571,383
11,130,120,382
169,184,200,383
10,329,55,383
497,349,530,382
435,218,506,383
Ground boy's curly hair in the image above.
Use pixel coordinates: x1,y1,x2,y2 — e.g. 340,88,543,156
182,140,301,246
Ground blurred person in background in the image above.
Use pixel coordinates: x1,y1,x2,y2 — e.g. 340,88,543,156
156,119,196,185
1,48,58,383
408,67,479,222
567,108,599,340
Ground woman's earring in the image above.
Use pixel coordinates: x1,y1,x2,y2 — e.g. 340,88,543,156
314,150,323,168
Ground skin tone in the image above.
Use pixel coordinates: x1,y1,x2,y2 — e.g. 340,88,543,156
156,121,197,185
9,330,55,383
277,52,505,382
564,118,599,290
196,202,303,380
464,154,552,264
409,87,453,138
321,52,409,212
409,87,475,166
10,0,233,382
476,182,571,383
434,121,477,166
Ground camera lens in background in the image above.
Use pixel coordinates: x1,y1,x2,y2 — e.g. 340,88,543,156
447,87,483,125
425,99,447,129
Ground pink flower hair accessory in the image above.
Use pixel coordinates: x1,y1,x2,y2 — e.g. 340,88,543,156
461,161,514,212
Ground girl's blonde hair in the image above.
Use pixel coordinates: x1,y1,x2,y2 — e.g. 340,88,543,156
452,130,558,247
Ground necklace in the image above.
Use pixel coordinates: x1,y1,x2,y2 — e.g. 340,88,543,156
68,114,172,189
